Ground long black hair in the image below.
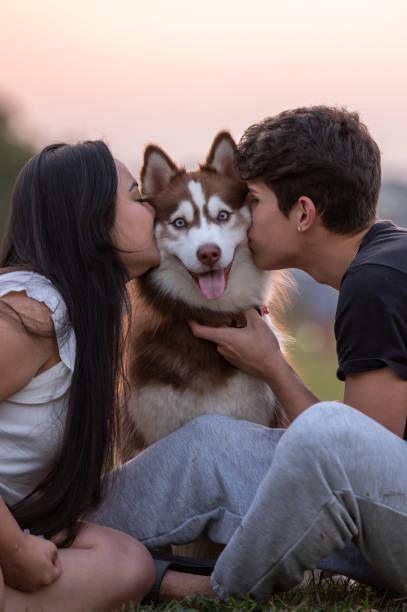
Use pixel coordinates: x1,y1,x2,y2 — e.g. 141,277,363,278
0,140,130,543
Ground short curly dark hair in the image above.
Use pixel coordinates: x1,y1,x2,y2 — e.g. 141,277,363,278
236,106,381,234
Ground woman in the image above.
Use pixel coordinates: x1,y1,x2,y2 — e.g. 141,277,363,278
0,141,158,611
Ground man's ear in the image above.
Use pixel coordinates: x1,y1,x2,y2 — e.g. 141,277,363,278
140,145,179,197
296,196,317,232
202,131,238,178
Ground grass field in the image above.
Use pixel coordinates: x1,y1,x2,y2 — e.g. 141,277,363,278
287,319,344,402
133,577,406,611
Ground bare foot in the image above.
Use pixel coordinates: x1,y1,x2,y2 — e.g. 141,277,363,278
159,570,217,602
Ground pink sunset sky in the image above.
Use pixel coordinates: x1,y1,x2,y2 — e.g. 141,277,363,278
1,0,406,179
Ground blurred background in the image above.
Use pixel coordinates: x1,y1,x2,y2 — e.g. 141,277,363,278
1,0,406,400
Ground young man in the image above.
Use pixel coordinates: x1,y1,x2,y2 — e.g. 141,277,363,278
94,106,407,601
192,105,407,437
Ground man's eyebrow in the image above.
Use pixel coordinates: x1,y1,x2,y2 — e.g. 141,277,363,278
129,180,139,192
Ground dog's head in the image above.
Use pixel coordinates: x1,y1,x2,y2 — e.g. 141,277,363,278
139,132,272,312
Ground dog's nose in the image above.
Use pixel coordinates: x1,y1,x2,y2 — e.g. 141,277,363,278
197,243,221,266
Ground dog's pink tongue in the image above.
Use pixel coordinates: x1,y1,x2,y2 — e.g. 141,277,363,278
198,270,226,300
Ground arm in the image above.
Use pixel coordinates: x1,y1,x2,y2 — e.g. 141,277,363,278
189,308,318,422
0,497,61,591
344,367,407,437
0,293,62,590
0,292,57,400
336,266,407,437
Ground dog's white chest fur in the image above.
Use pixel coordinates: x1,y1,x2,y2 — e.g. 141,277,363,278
128,371,277,445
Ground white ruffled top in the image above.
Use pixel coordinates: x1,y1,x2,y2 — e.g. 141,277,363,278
0,271,76,505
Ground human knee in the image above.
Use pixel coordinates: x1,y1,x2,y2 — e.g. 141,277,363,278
102,527,155,602
82,523,155,603
175,414,237,455
281,402,361,460
0,567,4,612
182,413,235,438
120,539,155,602
293,401,361,437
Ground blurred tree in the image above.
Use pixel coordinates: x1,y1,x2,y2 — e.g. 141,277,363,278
0,108,35,239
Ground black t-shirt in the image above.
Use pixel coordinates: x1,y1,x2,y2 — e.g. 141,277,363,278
335,220,407,383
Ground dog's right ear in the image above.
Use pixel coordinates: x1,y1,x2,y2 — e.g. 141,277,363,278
140,145,179,197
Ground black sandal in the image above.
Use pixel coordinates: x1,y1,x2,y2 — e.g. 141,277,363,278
142,551,216,604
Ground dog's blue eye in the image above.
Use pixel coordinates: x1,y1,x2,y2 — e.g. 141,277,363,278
173,218,186,228
218,211,230,221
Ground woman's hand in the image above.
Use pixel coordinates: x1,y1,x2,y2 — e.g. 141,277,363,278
189,307,284,381
0,531,61,592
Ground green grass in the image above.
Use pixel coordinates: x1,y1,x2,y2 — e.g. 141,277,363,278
290,344,344,402
124,577,407,611
287,321,344,402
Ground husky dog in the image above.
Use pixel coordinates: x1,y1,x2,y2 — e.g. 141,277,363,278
127,132,287,449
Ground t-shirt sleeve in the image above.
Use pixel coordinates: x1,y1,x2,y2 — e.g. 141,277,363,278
335,264,407,381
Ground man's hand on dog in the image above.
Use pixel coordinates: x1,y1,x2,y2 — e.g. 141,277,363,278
189,307,282,381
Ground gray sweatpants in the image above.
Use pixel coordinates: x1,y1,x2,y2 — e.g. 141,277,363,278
91,402,407,600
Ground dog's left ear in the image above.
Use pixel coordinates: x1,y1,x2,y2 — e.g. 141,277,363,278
203,132,238,177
